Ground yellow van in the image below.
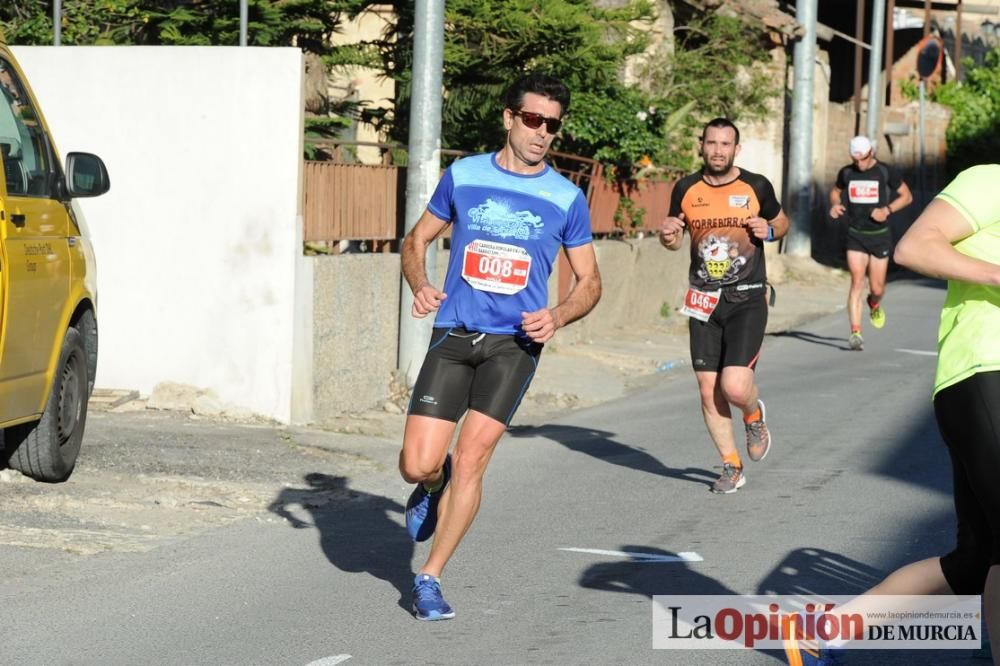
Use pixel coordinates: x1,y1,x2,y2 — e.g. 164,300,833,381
0,35,109,482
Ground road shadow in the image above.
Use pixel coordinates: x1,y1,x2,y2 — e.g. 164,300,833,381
268,473,414,612
507,423,717,489
575,545,786,662
870,408,953,497
767,329,852,351
756,547,883,597
578,545,735,597
757,548,980,665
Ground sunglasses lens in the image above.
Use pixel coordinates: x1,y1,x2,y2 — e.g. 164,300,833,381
517,111,561,133
519,112,543,129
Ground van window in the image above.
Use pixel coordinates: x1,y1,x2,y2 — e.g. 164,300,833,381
0,58,52,198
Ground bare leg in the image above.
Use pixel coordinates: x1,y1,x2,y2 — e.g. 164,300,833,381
398,414,456,486
862,557,952,597
867,256,889,306
419,410,507,578
832,557,953,637
697,371,738,460
719,365,759,417
846,249,870,331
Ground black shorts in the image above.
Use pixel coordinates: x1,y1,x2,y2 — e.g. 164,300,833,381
935,371,1000,594
408,327,542,425
689,289,768,372
846,228,892,258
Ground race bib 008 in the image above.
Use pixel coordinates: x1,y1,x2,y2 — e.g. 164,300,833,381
462,239,532,295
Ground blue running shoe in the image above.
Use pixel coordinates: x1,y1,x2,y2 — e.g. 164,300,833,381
412,573,455,621
405,454,451,542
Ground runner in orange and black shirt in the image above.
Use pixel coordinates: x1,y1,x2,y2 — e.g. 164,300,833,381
659,117,789,494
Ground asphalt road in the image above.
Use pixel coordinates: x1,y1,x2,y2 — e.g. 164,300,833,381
1,278,983,666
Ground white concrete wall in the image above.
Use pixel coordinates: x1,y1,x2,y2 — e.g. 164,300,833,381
12,46,308,423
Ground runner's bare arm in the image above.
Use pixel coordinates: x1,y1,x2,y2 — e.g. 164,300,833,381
872,181,914,223
521,243,602,343
895,198,1000,286
401,210,449,318
829,186,846,219
659,213,686,250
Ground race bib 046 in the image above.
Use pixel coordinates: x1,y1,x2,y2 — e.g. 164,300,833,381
680,286,722,322
462,239,532,295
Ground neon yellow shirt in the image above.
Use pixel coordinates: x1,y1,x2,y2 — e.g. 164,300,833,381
933,164,1000,395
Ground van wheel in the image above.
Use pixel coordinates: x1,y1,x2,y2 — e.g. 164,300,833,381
5,328,89,483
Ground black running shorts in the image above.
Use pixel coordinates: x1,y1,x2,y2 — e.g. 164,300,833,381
846,228,892,258
408,327,542,425
935,371,1000,594
689,289,768,372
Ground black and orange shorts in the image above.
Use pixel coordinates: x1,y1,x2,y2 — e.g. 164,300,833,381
688,288,768,372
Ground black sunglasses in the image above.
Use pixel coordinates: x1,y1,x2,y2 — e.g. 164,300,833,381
512,110,562,134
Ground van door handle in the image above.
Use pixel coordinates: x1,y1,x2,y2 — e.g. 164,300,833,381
11,213,25,227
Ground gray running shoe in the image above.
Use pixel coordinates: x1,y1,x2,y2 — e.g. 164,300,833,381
848,332,864,351
711,463,746,494
745,399,771,462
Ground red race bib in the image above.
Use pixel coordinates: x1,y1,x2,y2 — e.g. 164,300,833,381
680,286,721,322
462,240,532,295
848,180,879,204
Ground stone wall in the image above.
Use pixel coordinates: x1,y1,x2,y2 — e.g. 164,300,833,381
310,238,693,418
311,253,402,417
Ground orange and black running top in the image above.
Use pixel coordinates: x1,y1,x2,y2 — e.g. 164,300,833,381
668,169,782,290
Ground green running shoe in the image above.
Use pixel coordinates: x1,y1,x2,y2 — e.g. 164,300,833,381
870,304,886,329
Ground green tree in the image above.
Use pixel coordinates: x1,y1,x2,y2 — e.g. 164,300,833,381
631,11,780,175
371,0,656,155
1,1,375,53
1,1,140,44
928,47,1000,177
0,1,380,155
372,3,777,176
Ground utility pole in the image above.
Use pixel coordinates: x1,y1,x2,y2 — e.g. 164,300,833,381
398,0,444,385
785,0,818,257
866,0,887,143
240,0,248,46
53,0,62,46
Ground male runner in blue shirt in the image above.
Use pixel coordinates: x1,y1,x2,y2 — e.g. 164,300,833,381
398,73,602,621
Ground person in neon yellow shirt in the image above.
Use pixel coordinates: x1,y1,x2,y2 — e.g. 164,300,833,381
785,164,1000,666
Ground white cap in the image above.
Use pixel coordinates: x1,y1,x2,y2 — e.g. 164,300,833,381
849,135,873,156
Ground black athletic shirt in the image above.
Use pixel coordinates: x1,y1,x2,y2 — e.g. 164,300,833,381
835,161,903,234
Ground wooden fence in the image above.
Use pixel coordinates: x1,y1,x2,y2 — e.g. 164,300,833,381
302,140,673,245
303,161,405,242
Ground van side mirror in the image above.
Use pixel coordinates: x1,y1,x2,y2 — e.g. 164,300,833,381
65,152,110,198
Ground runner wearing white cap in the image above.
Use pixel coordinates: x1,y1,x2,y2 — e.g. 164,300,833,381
828,135,913,350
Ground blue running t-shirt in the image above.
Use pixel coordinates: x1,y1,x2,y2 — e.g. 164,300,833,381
426,153,593,335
